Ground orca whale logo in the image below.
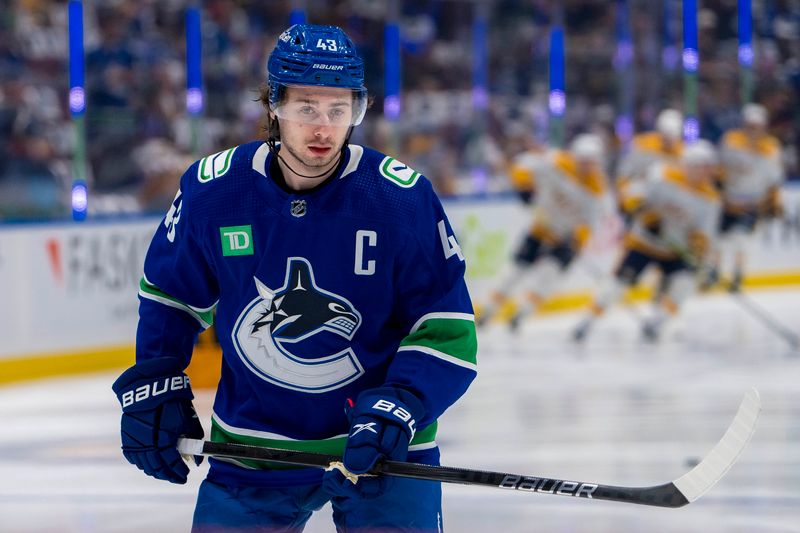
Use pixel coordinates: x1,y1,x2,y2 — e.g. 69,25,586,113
232,257,364,392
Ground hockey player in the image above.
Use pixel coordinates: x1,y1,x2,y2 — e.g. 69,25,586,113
615,109,686,303
506,133,550,205
477,133,609,331
572,139,721,342
111,24,477,532
616,108,684,219
704,103,785,292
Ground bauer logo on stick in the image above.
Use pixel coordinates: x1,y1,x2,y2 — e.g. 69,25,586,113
498,475,599,498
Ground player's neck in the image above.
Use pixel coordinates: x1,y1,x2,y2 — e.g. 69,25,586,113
744,129,765,143
277,159,334,191
270,149,342,194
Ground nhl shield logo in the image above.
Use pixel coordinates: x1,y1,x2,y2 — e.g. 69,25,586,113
290,199,307,217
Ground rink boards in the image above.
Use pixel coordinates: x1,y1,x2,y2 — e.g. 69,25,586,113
1,184,799,379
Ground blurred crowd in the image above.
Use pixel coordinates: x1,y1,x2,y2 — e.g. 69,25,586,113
0,0,798,219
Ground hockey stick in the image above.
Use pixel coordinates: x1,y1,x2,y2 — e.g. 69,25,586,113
728,291,800,349
178,388,760,508
668,240,800,349
678,242,800,350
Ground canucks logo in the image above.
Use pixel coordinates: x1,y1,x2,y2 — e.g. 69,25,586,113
379,156,420,188
231,257,364,393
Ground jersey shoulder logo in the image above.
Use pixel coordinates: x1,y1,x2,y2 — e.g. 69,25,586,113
198,147,237,183
379,156,421,188
231,257,364,393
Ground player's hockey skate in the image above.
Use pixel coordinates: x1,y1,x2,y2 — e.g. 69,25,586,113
641,319,661,342
571,318,592,342
728,271,743,293
699,266,719,292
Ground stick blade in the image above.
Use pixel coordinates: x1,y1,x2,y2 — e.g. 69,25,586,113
672,388,761,503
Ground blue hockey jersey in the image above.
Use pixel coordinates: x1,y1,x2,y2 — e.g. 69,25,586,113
136,141,477,484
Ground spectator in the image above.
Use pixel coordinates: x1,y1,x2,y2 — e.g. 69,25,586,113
0,0,796,219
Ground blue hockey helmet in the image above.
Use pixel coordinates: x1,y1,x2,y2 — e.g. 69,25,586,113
268,24,368,126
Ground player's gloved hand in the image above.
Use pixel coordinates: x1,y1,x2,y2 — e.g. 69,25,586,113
640,209,663,237
112,357,204,484
769,203,784,219
572,224,591,252
686,230,709,262
323,386,424,499
760,199,784,219
516,189,534,204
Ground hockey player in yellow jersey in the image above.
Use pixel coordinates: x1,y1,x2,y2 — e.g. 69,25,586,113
477,133,610,331
617,109,687,301
573,139,721,342
616,108,684,217
703,103,785,292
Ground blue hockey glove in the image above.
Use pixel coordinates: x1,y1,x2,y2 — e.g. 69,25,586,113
112,357,204,484
323,387,424,499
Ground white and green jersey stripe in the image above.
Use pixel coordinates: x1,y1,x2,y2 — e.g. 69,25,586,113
210,412,439,470
138,275,217,329
398,312,477,371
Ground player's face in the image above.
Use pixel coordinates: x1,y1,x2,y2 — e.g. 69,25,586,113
687,162,714,182
576,158,600,177
274,86,354,174
744,122,765,137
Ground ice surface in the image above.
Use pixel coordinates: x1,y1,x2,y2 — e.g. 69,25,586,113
1,290,798,532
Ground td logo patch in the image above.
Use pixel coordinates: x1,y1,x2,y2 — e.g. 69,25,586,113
220,225,253,256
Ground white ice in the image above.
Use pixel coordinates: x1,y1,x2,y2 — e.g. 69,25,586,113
1,289,799,532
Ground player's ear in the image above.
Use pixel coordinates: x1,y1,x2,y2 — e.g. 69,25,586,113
267,112,281,141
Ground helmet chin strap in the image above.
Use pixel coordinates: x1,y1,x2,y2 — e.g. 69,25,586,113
267,126,354,180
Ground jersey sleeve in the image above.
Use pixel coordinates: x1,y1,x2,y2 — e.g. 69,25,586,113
621,163,658,213
508,152,541,193
765,145,785,188
696,196,721,244
616,147,652,183
583,176,610,231
135,163,220,368
384,180,478,427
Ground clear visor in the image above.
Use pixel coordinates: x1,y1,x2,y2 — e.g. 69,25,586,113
270,85,367,127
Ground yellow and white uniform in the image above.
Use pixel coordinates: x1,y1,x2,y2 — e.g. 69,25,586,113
479,138,610,329
624,162,720,262
616,132,683,212
511,148,609,250
706,106,785,291
573,140,721,342
718,128,784,216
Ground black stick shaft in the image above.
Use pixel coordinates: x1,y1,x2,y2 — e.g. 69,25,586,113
194,440,689,508
732,293,800,348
